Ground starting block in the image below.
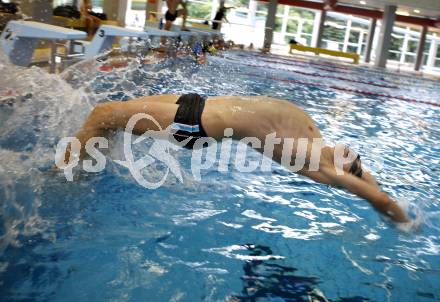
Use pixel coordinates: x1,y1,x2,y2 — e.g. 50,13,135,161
84,25,149,59
0,20,86,66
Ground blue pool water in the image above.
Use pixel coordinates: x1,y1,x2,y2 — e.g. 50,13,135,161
0,49,439,301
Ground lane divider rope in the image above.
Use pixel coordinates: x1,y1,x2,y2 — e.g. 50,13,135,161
236,60,398,89
247,52,439,88
242,72,439,108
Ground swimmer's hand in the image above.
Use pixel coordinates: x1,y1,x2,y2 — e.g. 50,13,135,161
53,156,70,172
395,219,417,232
53,143,81,173
375,194,409,223
311,166,410,223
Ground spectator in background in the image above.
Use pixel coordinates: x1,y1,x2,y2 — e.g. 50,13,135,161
80,0,101,39
164,0,188,31
0,1,21,31
212,4,233,30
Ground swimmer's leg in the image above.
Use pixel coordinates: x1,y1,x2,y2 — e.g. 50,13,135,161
177,8,188,30
164,20,173,31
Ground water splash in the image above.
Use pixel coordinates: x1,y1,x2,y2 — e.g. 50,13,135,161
0,49,439,301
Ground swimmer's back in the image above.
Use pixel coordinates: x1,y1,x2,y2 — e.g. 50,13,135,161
203,96,322,140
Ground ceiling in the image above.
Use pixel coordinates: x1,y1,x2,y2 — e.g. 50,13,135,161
337,0,440,19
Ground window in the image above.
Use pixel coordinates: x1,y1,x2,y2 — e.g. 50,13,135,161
322,14,347,44
91,0,103,12
229,0,250,9
286,19,297,34
347,45,358,53
131,0,147,11
276,5,285,15
256,3,268,13
423,39,431,52
274,17,283,32
300,34,312,46
389,34,403,51
256,2,267,18
234,11,248,18
289,7,313,19
325,15,345,28
407,39,418,53
53,0,74,7
302,22,313,35
349,30,360,44
388,34,403,61
187,1,211,19
404,54,415,63
322,24,345,43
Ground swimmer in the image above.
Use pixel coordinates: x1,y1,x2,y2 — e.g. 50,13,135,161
212,4,233,30
60,94,409,223
164,0,188,31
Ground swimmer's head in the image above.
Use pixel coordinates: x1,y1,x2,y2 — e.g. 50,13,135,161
331,145,363,178
343,146,363,178
330,145,382,189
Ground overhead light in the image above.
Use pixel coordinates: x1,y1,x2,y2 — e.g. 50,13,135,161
414,9,420,13
359,0,367,4
396,11,410,16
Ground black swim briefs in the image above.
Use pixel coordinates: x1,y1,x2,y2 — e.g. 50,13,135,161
171,93,208,149
165,10,178,22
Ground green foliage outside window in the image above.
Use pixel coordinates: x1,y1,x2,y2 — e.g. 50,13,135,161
300,34,312,45
289,7,313,19
277,5,285,15
53,0,74,7
423,39,431,52
256,3,267,13
347,45,358,53
187,2,211,19
131,0,146,10
325,15,345,27
407,39,418,53
274,17,283,32
405,54,415,63
322,14,346,43
302,22,313,34
92,0,103,9
229,0,249,8
322,25,344,42
286,19,297,34
389,35,403,52
349,31,359,43
389,52,400,61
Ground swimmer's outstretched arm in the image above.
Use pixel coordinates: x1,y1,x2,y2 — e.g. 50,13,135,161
302,167,409,223
60,103,115,164
60,97,178,164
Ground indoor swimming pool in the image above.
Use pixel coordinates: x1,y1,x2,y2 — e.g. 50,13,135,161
0,49,439,301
